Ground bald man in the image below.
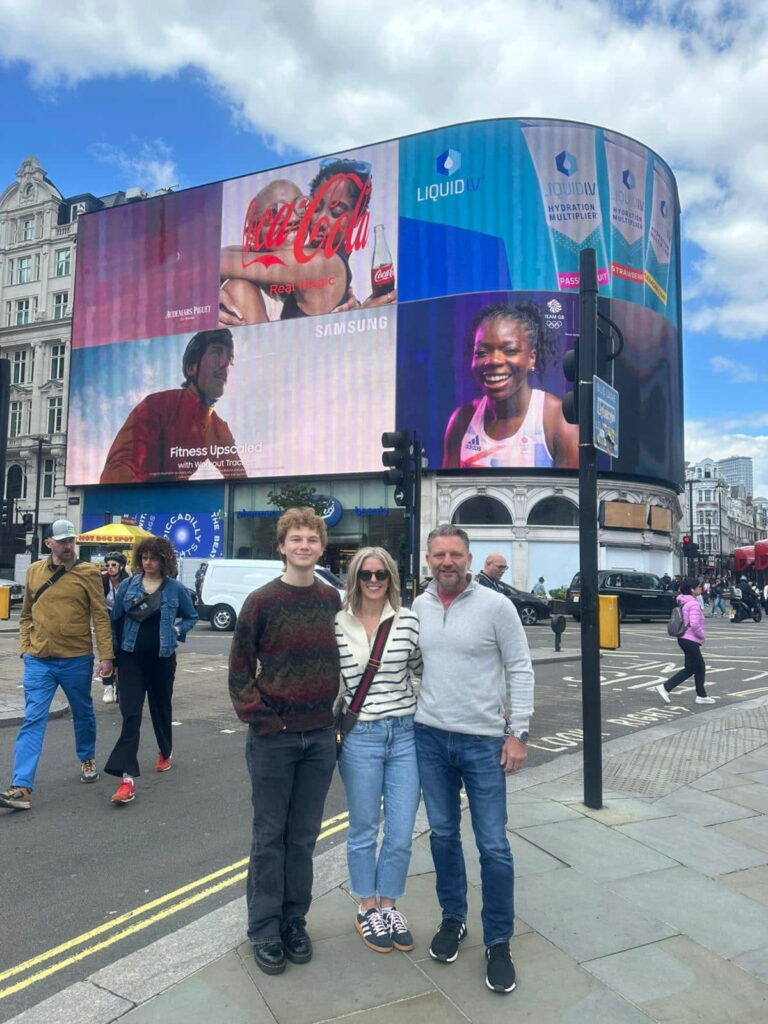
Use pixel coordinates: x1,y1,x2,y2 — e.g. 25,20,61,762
475,553,511,594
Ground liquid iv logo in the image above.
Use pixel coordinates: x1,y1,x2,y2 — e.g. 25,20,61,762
622,168,636,190
555,150,578,176
416,147,482,203
436,149,461,176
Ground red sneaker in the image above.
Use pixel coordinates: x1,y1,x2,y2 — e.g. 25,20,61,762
155,753,172,773
111,779,135,804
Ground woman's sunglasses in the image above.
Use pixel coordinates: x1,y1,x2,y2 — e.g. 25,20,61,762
359,570,390,582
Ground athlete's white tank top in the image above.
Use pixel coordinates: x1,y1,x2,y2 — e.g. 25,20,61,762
459,389,554,468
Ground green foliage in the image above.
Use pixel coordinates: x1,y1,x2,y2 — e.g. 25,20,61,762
266,484,330,516
549,587,568,600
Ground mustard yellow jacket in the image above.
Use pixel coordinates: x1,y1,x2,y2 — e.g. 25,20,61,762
20,557,114,660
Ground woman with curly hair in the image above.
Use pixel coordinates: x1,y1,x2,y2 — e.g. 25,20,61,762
442,301,578,469
104,537,197,805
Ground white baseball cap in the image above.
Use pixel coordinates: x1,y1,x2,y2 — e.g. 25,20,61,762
47,519,77,541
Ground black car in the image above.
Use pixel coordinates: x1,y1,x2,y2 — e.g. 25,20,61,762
505,585,551,626
567,569,676,622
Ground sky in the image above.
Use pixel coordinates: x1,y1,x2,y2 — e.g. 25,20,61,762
0,0,766,495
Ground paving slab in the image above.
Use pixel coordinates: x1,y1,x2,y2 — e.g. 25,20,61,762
516,817,678,881
2,981,133,1024
617,815,768,875
120,951,273,1023
239,932,432,1024
715,863,768,907
333,990,470,1023
564,795,673,826
583,934,768,1023
608,866,768,959
713,813,768,854
711,782,768,815
506,795,585,827
651,785,761,825
560,988,654,1023
690,766,758,792
516,868,678,962
731,945,768,985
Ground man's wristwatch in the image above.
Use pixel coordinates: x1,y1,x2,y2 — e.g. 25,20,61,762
504,724,529,742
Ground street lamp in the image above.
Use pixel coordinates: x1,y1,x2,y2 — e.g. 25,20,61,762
706,512,712,565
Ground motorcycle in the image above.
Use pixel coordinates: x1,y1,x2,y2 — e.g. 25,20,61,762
730,595,763,623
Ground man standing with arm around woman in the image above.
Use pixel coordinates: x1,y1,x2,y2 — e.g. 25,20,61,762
335,547,422,954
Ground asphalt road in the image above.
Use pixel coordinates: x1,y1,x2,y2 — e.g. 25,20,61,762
0,616,766,1019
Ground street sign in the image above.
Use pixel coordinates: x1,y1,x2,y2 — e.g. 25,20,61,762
593,376,619,458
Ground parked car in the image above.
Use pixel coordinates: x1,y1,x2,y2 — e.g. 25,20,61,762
0,578,24,605
566,569,676,622
504,585,550,625
197,559,343,631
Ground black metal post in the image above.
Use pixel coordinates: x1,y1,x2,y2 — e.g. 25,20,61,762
412,439,422,602
577,249,602,810
32,436,46,561
687,476,695,575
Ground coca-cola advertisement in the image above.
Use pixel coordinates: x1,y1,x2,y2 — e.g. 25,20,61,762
219,141,399,326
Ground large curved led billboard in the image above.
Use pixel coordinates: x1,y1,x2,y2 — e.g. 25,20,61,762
67,117,682,489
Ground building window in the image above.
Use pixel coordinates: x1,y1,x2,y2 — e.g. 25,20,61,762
8,298,33,326
69,202,86,222
55,248,71,277
22,217,35,241
50,344,66,380
16,255,39,284
452,496,513,525
527,496,580,526
12,350,27,384
47,396,63,434
52,292,69,320
42,458,55,498
9,402,23,438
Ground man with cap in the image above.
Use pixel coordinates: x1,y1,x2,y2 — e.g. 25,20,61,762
0,521,114,811
99,328,246,484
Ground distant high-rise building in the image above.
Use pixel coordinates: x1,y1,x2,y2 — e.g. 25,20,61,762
717,457,753,499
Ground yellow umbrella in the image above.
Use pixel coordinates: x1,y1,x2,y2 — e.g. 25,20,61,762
76,523,156,545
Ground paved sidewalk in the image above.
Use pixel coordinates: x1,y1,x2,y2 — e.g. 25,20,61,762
9,693,768,1024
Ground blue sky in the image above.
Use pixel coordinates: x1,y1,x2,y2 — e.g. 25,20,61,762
1,0,766,493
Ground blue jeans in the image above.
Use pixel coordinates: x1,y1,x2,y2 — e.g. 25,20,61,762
338,715,420,900
711,596,726,616
245,727,336,945
415,723,515,947
13,654,96,790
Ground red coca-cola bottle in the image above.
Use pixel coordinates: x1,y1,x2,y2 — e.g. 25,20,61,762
371,224,395,297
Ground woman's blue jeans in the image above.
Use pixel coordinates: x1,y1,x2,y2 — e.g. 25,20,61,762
415,722,515,947
338,715,420,900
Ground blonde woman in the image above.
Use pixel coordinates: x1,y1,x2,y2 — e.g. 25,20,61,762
335,547,422,954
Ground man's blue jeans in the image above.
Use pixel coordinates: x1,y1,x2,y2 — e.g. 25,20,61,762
245,727,336,945
338,715,420,900
13,654,96,790
415,723,515,947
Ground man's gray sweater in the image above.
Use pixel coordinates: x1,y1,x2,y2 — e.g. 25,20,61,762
413,578,534,737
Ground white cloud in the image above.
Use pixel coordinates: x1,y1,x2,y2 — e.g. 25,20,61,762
710,356,768,383
89,139,178,192
685,419,768,497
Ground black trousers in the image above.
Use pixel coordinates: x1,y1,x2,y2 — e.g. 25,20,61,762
664,638,706,697
245,727,336,945
104,651,176,778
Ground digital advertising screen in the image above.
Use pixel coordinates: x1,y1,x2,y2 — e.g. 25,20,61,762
68,117,683,490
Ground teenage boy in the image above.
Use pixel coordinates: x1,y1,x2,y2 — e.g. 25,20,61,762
228,508,341,976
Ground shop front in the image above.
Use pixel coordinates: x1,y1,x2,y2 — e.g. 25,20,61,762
229,477,405,578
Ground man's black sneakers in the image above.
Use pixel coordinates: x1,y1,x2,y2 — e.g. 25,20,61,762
253,940,286,975
485,942,516,993
429,918,467,962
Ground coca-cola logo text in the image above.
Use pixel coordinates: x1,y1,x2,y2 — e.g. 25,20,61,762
241,173,371,270
372,265,394,287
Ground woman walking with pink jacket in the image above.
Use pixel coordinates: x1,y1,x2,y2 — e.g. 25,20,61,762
657,578,716,706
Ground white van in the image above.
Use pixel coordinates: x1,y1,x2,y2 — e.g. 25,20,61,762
198,559,343,631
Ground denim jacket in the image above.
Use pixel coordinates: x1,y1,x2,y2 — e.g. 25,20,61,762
112,575,198,658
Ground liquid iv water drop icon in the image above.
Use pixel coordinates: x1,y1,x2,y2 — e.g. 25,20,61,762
555,150,578,176
436,149,462,177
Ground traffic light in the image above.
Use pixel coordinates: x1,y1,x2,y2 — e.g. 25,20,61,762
682,535,700,559
22,513,34,532
562,341,579,424
381,430,414,508
0,499,12,528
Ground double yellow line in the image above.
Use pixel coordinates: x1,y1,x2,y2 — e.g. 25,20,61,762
0,811,349,1001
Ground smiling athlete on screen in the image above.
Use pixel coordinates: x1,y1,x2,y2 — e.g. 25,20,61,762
99,329,246,484
219,158,394,325
442,302,578,470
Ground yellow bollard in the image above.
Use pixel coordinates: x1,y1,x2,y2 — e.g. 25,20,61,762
598,594,620,649
0,586,10,620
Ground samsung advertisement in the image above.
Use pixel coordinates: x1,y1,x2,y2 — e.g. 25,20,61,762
68,117,682,489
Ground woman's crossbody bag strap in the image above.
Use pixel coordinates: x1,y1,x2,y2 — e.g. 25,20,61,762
347,616,395,716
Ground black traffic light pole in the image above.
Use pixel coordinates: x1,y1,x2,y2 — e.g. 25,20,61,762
381,431,421,604
576,250,602,810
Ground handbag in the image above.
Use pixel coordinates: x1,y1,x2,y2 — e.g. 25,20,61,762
126,579,167,622
335,616,394,754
